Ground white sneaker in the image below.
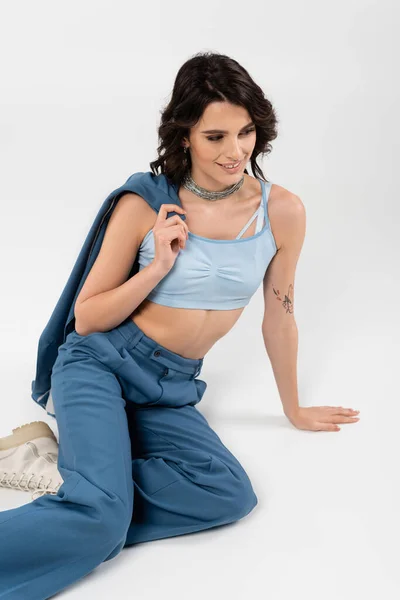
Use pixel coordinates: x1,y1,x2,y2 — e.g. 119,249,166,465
0,421,64,501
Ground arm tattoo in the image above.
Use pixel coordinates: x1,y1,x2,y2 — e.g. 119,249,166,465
272,284,294,314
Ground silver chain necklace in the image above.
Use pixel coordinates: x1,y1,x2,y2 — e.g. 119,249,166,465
181,164,245,201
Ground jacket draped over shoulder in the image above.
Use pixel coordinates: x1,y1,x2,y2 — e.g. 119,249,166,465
30,171,184,417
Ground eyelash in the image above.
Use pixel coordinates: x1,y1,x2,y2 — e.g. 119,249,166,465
206,127,256,142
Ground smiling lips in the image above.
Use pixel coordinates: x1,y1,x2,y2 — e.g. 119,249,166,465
218,160,242,169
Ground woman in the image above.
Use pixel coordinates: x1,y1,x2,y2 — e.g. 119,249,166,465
0,51,360,599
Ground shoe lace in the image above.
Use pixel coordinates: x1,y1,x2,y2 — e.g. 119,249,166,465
1,471,61,501
31,488,59,501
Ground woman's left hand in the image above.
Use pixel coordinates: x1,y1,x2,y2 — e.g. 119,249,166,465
286,406,360,432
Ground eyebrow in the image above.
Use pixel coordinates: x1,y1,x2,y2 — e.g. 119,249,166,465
201,121,255,134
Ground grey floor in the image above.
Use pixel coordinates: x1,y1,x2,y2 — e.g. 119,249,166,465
1,313,398,599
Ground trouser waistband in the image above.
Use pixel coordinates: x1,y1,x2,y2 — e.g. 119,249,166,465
116,318,204,377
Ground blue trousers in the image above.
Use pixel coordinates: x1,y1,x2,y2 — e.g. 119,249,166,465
0,317,258,599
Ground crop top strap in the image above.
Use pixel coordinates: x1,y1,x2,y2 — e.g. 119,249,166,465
235,180,266,239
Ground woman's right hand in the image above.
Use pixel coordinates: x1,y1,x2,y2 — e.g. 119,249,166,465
152,203,189,273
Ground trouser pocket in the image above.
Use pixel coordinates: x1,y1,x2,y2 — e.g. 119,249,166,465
155,368,207,408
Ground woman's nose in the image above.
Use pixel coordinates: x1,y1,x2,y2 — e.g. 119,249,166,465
224,140,242,161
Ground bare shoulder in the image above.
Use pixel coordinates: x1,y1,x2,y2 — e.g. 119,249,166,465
115,191,157,243
268,182,303,211
267,183,305,251
74,191,157,314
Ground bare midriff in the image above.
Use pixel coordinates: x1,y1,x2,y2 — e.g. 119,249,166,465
128,175,275,360
130,300,245,359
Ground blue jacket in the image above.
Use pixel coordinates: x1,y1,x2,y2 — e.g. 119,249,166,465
31,170,185,418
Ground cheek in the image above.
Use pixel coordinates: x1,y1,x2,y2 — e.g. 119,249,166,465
245,134,257,149
197,145,216,161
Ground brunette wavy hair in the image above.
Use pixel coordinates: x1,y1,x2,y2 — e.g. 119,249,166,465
149,51,279,188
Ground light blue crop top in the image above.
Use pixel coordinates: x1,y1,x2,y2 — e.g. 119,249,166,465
137,180,277,310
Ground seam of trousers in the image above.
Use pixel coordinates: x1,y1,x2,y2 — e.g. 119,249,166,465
124,505,256,547
139,424,239,481
58,351,130,511
115,404,133,510
139,424,183,452
149,478,182,497
0,536,117,599
0,476,81,528
142,422,242,483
